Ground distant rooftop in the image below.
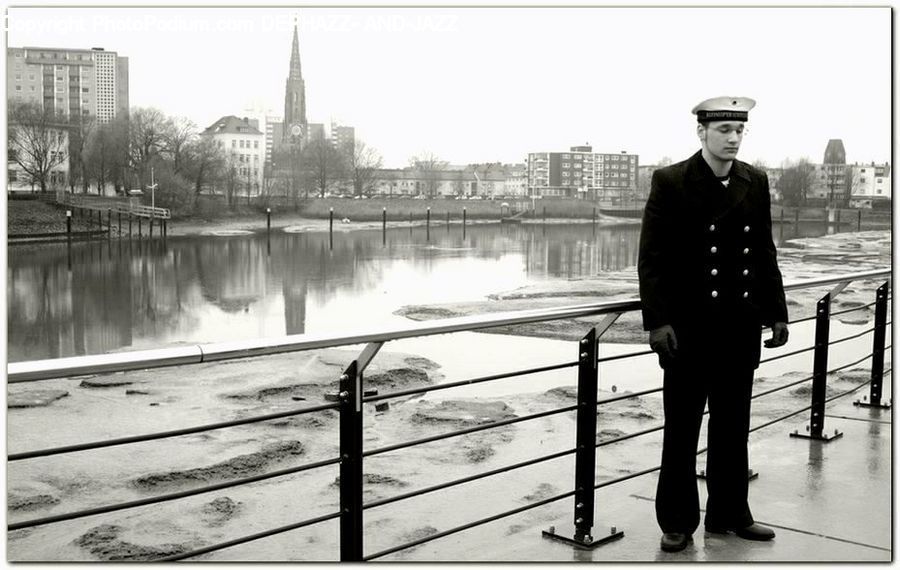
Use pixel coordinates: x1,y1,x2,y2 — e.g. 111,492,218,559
202,115,263,136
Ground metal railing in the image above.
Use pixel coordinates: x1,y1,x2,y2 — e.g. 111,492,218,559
58,192,171,220
6,268,892,561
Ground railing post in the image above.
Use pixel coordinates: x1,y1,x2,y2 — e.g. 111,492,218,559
855,281,892,409
543,327,623,549
339,361,364,561
790,293,843,442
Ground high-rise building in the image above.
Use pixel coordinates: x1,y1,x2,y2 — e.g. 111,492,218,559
331,122,355,156
282,23,308,145
7,46,128,123
528,145,638,200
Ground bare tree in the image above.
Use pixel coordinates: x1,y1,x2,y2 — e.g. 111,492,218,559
128,107,168,188
160,116,197,176
67,114,96,194
347,139,383,196
410,151,448,197
778,158,816,207
183,136,226,208
83,116,128,195
303,133,343,198
7,101,69,193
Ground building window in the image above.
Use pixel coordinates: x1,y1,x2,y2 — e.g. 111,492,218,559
232,140,236,148
15,86,21,91
254,140,259,149
876,178,883,183
563,154,571,159
877,188,882,194
82,87,89,93
8,170,17,182
860,177,866,183
239,140,245,148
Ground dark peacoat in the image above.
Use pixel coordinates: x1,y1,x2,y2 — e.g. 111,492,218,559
638,150,788,370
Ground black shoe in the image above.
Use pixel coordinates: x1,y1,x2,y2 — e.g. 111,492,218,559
705,523,775,541
660,532,692,552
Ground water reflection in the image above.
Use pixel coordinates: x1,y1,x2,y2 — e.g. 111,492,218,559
6,221,822,362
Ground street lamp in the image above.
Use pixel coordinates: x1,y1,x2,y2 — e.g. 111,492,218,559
147,166,158,211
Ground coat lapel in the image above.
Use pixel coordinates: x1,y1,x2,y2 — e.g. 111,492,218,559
684,150,751,220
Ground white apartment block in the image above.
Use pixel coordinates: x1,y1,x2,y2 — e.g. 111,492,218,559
201,116,266,195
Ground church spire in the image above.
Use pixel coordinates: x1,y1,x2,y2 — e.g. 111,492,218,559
288,19,302,80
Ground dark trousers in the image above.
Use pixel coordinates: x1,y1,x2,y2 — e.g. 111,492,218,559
655,362,755,534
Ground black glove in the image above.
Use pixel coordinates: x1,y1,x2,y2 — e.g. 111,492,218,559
649,324,678,365
764,322,789,348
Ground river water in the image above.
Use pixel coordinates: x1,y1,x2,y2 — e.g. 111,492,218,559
7,221,839,363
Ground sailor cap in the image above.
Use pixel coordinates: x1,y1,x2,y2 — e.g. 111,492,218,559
692,96,756,122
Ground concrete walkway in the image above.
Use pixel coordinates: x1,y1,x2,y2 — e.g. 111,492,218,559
399,390,891,562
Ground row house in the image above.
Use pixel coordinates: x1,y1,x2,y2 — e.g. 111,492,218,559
371,164,527,198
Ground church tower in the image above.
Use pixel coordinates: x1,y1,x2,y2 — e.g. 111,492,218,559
282,21,307,145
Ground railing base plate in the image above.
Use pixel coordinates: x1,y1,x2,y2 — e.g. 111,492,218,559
790,429,844,442
542,523,624,550
697,468,758,481
853,399,892,410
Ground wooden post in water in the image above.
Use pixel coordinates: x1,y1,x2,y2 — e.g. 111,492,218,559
426,207,430,241
107,210,111,238
836,208,841,232
97,210,102,229
129,215,133,239
138,217,142,239
66,210,72,241
779,207,784,241
462,207,467,239
382,207,387,246
858,209,862,232
329,207,334,250
118,212,122,238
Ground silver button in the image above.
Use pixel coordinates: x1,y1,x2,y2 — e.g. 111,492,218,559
743,291,749,299
710,246,718,254
744,225,750,233
743,269,749,276
711,290,718,298
709,224,716,231
711,268,718,276
743,247,750,255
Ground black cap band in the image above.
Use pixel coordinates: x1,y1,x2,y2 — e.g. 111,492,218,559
697,110,749,122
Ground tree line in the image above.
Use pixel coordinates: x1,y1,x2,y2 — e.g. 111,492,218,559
7,102,387,213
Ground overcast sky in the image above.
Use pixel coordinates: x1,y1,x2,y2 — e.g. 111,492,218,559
6,5,891,169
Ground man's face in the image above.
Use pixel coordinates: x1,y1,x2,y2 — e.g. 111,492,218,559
698,120,745,161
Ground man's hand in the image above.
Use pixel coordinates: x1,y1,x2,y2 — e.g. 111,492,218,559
764,322,789,348
649,325,678,361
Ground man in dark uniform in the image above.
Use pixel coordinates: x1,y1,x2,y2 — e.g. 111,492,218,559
638,96,789,553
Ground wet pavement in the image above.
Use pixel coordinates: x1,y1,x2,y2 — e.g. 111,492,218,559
396,387,892,562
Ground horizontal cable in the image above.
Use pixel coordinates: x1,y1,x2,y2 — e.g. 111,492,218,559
8,402,339,462
596,386,664,407
597,349,655,364
156,511,341,562
596,423,664,448
364,361,578,404
828,352,875,374
789,314,819,325
751,373,814,401
8,456,340,531
364,405,577,458
364,489,576,560
830,300,879,316
364,447,577,511
593,464,662,490
827,327,876,347
758,344,816,365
